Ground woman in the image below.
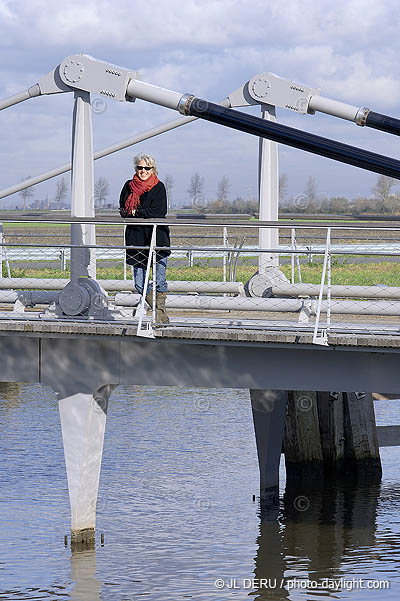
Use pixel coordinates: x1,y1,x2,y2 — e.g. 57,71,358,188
119,153,170,323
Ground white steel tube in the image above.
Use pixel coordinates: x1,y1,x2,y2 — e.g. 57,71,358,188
0,85,40,111
308,95,359,122
127,79,183,110
0,290,58,304
270,283,400,299
115,293,400,316
0,278,245,294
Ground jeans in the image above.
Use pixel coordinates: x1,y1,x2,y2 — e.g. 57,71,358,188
132,257,168,295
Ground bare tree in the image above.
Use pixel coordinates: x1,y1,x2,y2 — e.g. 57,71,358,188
94,176,110,209
187,173,204,198
164,174,174,212
303,176,318,212
216,176,230,204
54,177,69,209
187,173,205,208
279,173,288,203
373,175,399,213
19,176,35,210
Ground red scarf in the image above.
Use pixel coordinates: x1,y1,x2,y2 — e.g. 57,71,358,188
124,172,159,216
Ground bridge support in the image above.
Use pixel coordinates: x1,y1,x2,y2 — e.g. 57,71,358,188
250,389,288,511
284,391,324,484
59,384,115,548
284,390,382,485
342,392,382,480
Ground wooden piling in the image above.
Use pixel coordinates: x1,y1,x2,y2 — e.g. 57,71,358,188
342,392,382,481
316,391,345,474
283,391,324,484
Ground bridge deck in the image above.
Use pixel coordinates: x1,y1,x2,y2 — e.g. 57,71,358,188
0,312,399,349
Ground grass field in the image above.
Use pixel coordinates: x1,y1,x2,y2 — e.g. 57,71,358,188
6,261,400,288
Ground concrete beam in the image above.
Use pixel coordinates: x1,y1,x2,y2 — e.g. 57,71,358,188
2,331,400,396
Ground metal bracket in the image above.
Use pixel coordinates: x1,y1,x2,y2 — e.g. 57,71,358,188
228,72,319,114
59,54,140,102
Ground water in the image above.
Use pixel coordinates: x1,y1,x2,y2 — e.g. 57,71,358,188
1,383,400,600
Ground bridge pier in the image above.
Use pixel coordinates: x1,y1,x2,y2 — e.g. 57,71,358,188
59,384,115,548
284,390,382,485
250,389,288,510
283,390,324,484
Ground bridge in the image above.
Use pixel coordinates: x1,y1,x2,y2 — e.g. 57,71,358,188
2,53,400,545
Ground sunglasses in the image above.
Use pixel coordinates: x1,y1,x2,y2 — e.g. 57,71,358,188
136,165,153,171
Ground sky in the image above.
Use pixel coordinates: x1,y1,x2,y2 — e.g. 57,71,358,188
1,0,400,209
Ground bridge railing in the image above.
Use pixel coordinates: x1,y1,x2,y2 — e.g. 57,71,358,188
1,216,400,342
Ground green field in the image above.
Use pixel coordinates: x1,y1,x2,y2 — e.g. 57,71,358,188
6,262,400,288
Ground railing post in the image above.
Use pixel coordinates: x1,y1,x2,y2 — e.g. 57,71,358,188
290,228,295,284
0,223,3,278
312,227,331,346
136,225,156,337
223,226,228,283
123,225,127,280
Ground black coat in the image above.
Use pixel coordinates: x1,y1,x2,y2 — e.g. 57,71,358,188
119,179,171,267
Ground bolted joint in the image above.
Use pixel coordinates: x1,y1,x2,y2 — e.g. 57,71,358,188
178,93,195,116
355,107,370,126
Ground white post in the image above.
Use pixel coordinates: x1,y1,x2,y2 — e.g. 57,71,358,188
59,385,115,546
123,225,127,280
223,226,228,283
0,223,3,278
258,105,279,272
70,91,96,282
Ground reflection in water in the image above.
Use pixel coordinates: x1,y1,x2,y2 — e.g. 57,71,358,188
253,481,396,600
1,384,400,600
70,549,101,601
0,382,22,402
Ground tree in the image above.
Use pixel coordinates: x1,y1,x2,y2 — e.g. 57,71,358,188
303,176,318,212
372,175,399,214
216,176,230,204
54,177,69,209
329,196,349,214
187,173,205,209
19,176,35,210
373,175,396,202
94,176,110,209
164,174,174,211
279,173,288,203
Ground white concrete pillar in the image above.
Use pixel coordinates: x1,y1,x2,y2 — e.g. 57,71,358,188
59,384,115,545
258,105,279,271
70,90,96,281
250,389,287,507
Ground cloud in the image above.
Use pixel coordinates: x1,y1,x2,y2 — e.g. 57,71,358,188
1,0,400,204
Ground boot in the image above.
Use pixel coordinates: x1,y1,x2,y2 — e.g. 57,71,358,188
145,291,153,310
156,292,169,324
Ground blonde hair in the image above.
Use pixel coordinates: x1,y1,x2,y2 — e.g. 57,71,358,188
133,153,157,173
